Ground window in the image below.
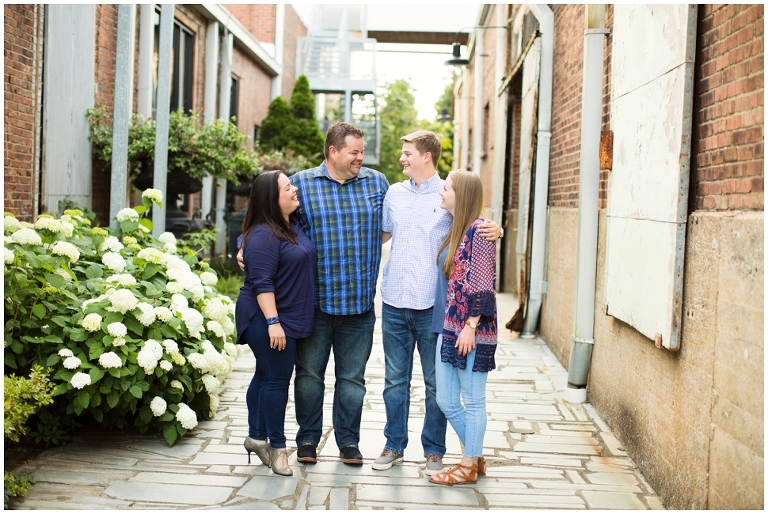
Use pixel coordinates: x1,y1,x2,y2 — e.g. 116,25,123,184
229,75,239,122
153,10,195,114
482,102,490,158
253,124,260,145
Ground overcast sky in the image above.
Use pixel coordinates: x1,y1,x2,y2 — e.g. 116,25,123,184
291,3,482,120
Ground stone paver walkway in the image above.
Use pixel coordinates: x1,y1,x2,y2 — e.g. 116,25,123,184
11,250,663,509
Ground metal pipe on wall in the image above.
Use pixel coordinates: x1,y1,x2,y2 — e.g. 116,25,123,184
201,20,220,225
137,5,154,119
472,29,484,175
271,4,285,100
565,5,609,404
151,4,174,236
214,30,234,255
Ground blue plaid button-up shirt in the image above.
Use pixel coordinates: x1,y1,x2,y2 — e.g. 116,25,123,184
291,161,389,315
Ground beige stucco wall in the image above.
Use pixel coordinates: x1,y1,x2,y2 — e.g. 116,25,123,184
540,208,764,509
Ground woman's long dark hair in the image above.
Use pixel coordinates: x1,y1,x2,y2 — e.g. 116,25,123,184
241,170,297,247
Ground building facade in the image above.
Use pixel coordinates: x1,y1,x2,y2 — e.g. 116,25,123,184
454,4,763,509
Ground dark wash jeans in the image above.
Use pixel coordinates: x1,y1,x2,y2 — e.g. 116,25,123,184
381,302,447,457
294,308,375,450
245,313,297,449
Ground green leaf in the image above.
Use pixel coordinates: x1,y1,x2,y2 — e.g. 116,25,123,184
134,205,147,215
106,390,120,408
85,264,104,279
148,328,162,341
89,345,105,360
44,272,66,289
138,218,154,232
163,423,178,446
69,327,88,342
46,353,61,366
143,263,160,280
92,408,104,423
53,383,68,396
124,317,143,336
44,334,63,344
89,368,105,383
129,385,143,399
105,312,123,325
139,405,153,423
158,412,174,422
31,303,47,319
5,351,17,369
120,220,139,233
75,390,91,410
160,323,178,338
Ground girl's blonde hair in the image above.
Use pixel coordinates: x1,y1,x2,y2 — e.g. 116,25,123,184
437,169,484,278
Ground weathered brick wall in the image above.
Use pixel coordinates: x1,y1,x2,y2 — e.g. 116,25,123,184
599,5,613,209
693,4,764,211
281,5,307,100
231,46,272,148
225,4,276,45
4,4,41,221
548,4,584,208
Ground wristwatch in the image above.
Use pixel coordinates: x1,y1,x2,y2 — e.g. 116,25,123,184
465,319,478,329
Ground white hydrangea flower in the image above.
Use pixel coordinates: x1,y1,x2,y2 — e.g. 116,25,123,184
34,217,62,233
106,273,136,286
144,339,164,360
166,281,183,294
116,208,139,222
81,313,102,332
202,298,229,324
162,339,179,355
159,360,172,371
162,253,190,272
201,374,221,393
223,343,238,360
60,221,74,238
137,347,158,374
142,188,163,203
171,353,186,366
166,268,184,281
58,348,74,358
12,227,42,246
51,241,80,263
135,302,156,327
19,221,34,228
98,351,122,369
137,247,164,264
208,393,220,417
154,306,173,322
199,272,218,286
164,242,177,254
181,308,204,339
4,235,14,243
150,396,167,417
70,372,91,390
107,322,127,338
102,251,126,272
170,380,184,391
100,236,124,253
4,216,20,233
122,236,137,245
63,356,82,369
107,288,138,314
112,336,126,347
170,294,188,313
221,317,235,338
81,294,108,311
4,247,15,264
187,352,206,371
175,402,198,430
158,231,176,245
206,320,225,339
138,224,150,233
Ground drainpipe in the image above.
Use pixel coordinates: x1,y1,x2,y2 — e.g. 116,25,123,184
472,29,483,175
460,66,470,170
565,6,609,404
270,4,285,100
201,20,219,227
491,5,509,283
521,4,554,337
137,5,154,118
215,29,233,255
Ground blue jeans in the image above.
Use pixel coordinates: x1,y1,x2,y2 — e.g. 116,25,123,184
435,335,488,457
245,314,296,449
381,303,447,457
294,308,375,450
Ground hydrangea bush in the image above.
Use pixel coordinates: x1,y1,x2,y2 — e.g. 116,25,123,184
3,190,238,446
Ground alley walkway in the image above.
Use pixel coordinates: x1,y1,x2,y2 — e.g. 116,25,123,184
11,290,663,510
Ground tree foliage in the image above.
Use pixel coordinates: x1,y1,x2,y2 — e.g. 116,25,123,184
379,79,419,184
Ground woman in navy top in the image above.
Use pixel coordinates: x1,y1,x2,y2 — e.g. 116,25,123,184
236,171,316,476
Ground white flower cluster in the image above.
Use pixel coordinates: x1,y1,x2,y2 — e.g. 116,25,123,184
137,338,164,374
159,360,172,371
187,340,232,378
70,372,91,390
107,288,138,314
5,247,15,264
51,241,80,263
59,349,74,357
102,251,126,272
60,221,74,238
137,247,164,264
150,396,167,416
107,322,127,338
98,236,124,253
11,227,42,246
158,232,176,245
176,402,198,430
170,380,184,391
106,273,136,286
135,302,156,326
181,308,205,339
81,294,108,311
63,355,82,369
208,393,220,417
166,282,183,294
4,216,20,232
142,188,164,203
98,351,122,369
170,294,188,312
206,320,225,339
201,296,235,339
201,374,221,393
167,268,204,302
82,313,102,332
164,242,177,254
116,208,139,222
34,216,63,233
154,306,173,322
199,272,218,286
162,339,185,365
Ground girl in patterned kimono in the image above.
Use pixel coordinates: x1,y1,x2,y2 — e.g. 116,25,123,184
429,169,497,486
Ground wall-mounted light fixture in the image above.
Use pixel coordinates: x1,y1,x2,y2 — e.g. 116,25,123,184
436,108,453,122
445,25,509,67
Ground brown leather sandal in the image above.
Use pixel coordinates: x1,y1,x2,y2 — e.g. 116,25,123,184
428,462,478,485
478,456,487,476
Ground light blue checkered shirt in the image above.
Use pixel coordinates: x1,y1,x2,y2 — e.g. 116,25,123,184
381,174,452,310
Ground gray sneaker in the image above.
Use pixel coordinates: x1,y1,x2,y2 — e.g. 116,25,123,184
424,454,444,476
372,449,403,471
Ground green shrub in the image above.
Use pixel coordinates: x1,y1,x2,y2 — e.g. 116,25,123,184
4,471,33,509
4,190,238,447
4,365,54,443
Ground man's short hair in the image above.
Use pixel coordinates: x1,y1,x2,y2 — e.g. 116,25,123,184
325,122,365,158
401,130,441,167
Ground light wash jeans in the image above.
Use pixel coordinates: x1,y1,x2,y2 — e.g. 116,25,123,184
381,303,447,457
434,334,488,457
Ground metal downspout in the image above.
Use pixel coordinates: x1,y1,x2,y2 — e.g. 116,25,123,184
565,6,609,403
521,4,554,337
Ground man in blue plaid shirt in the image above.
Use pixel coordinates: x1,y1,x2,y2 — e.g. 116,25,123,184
289,122,389,466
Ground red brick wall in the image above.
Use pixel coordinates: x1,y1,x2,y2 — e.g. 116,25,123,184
548,4,584,208
4,4,41,221
225,4,276,45
693,4,764,211
231,46,272,148
282,5,307,100
599,5,614,209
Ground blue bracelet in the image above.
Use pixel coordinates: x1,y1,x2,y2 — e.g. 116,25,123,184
266,316,280,325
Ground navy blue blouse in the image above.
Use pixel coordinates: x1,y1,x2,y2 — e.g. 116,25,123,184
235,220,317,342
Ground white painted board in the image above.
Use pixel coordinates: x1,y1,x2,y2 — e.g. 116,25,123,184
605,5,696,351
